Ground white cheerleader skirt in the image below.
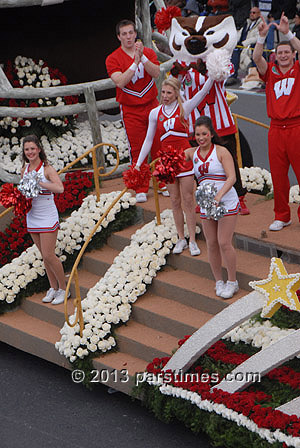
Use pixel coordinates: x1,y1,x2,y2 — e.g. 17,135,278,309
26,194,59,233
199,181,240,219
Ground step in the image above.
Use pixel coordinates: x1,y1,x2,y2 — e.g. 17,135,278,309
81,246,119,277
149,266,246,315
0,309,69,369
233,193,300,263
92,351,148,395
110,196,300,264
21,267,103,327
67,268,100,298
21,292,79,327
132,292,213,339
115,320,179,362
107,223,144,252
166,242,300,291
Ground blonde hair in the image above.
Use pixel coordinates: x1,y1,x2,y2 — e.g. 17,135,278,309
161,77,188,128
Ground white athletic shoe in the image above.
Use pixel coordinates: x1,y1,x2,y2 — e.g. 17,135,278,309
173,238,188,254
51,289,70,305
215,280,225,297
135,193,147,203
189,241,201,256
220,281,239,299
269,220,291,231
159,188,170,197
42,287,57,303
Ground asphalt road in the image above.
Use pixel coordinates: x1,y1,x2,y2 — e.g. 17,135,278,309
0,342,214,448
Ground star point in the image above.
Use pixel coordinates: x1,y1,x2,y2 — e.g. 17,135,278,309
249,257,300,318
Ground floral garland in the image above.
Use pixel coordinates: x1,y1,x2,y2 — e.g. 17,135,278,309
0,120,129,177
0,171,93,268
140,332,300,447
205,339,300,392
223,318,297,353
0,192,136,308
56,210,201,362
134,307,300,447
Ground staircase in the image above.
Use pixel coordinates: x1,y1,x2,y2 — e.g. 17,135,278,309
1,180,300,395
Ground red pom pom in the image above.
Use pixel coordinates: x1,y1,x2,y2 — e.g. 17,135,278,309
0,183,16,208
154,6,182,33
0,183,32,216
14,191,32,216
153,145,186,184
122,163,152,191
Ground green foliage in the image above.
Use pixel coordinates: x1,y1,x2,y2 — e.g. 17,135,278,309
136,383,283,448
253,306,300,330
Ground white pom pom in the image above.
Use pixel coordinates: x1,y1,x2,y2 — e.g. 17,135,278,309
206,49,231,81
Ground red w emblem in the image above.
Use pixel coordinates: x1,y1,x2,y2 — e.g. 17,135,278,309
198,162,209,176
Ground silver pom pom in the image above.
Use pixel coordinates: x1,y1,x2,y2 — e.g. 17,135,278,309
18,171,42,198
195,183,227,220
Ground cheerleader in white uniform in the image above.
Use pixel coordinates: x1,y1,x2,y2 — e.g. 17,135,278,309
185,117,240,299
21,135,68,305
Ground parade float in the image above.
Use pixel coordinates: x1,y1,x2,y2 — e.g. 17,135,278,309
0,1,300,447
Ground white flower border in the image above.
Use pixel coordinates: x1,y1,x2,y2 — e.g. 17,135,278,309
0,120,129,176
240,166,273,194
147,378,300,447
223,318,298,354
144,306,300,446
56,210,201,361
0,192,135,304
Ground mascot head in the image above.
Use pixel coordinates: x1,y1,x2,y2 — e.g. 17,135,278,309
169,14,237,63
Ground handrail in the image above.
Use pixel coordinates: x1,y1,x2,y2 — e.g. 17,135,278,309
232,113,270,168
64,187,128,336
232,113,270,130
63,158,163,336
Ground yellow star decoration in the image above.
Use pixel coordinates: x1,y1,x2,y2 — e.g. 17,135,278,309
249,257,300,318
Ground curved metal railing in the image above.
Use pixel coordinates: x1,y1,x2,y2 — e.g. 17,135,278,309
63,156,163,336
232,113,270,168
0,142,119,220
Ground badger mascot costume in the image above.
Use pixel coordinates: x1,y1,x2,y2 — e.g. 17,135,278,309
155,9,251,214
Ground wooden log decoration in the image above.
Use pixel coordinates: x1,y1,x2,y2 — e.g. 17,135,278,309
0,98,119,118
83,85,106,173
139,0,153,49
0,0,63,7
0,78,115,99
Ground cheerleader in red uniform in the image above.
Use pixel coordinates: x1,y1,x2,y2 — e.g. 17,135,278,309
21,135,68,305
136,76,213,256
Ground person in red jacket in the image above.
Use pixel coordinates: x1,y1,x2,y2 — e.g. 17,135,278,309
253,12,300,231
106,19,161,203
207,0,229,14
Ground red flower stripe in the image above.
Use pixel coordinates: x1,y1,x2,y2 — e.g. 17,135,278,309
145,335,300,436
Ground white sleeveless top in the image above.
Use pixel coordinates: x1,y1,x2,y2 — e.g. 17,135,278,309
193,145,240,218
25,162,59,233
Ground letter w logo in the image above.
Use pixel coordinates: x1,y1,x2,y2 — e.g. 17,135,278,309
198,162,209,177
274,78,295,99
132,63,144,84
163,118,175,132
